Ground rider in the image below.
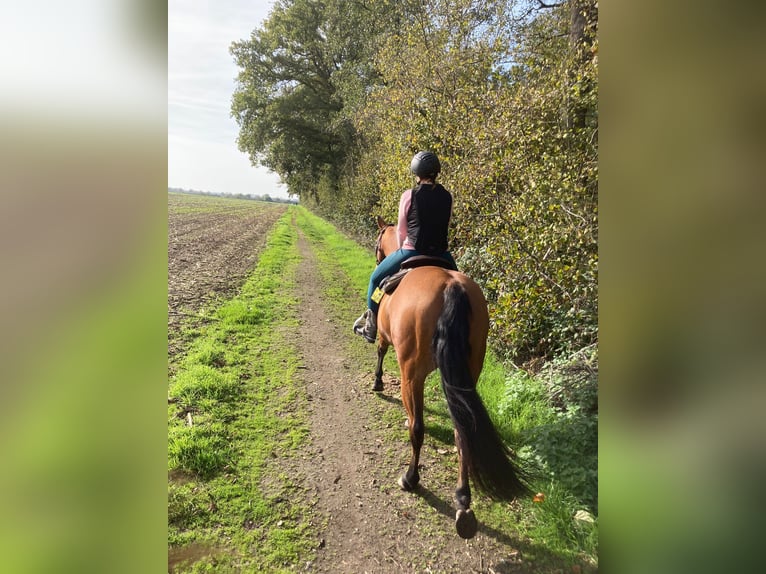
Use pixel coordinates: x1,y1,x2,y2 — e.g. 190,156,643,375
353,151,457,343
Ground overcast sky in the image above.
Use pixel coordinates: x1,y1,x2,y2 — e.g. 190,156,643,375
168,0,289,198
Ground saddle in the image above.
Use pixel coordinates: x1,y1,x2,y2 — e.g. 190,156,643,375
379,256,456,295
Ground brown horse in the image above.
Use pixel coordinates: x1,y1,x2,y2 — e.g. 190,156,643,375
370,217,529,538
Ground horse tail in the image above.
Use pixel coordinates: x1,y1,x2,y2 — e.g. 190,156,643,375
432,282,531,501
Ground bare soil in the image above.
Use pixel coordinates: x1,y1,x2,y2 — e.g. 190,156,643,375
167,194,287,361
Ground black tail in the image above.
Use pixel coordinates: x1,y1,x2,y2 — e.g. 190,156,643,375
433,283,531,501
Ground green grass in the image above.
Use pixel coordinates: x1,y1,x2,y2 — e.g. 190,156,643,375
168,208,316,572
294,207,598,569
293,207,374,297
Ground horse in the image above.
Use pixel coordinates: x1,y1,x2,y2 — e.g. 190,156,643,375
369,216,530,539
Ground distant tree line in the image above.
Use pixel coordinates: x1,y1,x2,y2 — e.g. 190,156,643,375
231,0,597,367
168,187,298,205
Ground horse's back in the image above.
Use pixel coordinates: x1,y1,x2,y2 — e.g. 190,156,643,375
379,267,489,373
398,266,487,315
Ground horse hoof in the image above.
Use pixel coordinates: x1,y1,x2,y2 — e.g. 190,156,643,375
397,475,416,491
372,380,383,392
455,508,478,539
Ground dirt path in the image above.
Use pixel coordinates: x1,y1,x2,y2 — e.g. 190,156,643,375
290,231,404,572
288,229,530,574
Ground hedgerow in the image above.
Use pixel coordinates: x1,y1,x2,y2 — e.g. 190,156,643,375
233,0,597,366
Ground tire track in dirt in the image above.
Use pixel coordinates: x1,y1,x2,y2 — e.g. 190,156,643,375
288,227,532,574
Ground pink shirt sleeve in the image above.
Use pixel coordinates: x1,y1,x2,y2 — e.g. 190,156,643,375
396,188,413,249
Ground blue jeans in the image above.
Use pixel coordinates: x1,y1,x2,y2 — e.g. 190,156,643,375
366,249,457,313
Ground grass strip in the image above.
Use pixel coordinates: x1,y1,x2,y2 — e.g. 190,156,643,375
168,208,316,573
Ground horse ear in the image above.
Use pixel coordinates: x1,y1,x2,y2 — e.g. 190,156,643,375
376,215,387,229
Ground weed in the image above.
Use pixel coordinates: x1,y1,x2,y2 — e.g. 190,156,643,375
186,340,227,368
168,483,211,528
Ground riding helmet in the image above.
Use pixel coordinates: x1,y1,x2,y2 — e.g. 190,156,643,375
410,151,441,178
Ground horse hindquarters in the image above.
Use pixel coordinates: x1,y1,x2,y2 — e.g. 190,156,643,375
433,282,530,505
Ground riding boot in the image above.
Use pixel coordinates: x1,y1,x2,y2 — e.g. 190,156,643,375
363,310,378,343
353,309,377,343
352,310,367,333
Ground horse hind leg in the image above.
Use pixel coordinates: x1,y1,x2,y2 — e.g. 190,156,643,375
397,411,424,491
453,428,478,539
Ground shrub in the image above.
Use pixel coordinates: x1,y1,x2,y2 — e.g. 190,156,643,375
503,346,598,512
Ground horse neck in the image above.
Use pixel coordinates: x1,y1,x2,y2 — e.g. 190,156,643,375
377,224,397,262
383,226,398,257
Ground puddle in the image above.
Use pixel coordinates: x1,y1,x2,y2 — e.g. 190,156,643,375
168,542,215,572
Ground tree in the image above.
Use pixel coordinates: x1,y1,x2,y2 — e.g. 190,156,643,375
231,0,342,198
347,0,597,362
231,0,402,202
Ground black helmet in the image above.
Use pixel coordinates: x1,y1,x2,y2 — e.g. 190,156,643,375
410,151,441,178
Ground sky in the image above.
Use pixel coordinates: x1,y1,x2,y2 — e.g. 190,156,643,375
168,0,289,199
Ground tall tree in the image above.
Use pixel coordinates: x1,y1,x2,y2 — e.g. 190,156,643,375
231,0,401,200
231,0,342,198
